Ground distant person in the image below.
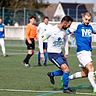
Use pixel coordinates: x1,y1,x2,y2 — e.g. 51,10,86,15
39,16,73,93
38,16,52,66
68,12,96,92
0,18,6,56
23,16,37,67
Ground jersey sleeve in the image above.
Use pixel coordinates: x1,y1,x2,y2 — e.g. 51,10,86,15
67,22,78,34
38,27,52,53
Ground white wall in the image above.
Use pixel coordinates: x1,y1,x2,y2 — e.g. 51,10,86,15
5,22,96,42
5,26,25,40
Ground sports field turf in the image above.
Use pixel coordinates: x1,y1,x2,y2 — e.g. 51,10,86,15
0,40,96,96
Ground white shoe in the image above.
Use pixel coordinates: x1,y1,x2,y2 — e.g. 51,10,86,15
93,87,96,93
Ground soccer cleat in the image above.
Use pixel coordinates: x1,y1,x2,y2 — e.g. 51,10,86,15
38,63,42,66
23,61,31,67
47,72,55,85
63,88,73,94
93,87,96,93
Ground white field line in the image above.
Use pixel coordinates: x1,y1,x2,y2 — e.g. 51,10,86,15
0,88,96,95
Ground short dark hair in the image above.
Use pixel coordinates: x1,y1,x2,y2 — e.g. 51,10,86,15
61,16,73,23
43,16,49,20
29,16,36,19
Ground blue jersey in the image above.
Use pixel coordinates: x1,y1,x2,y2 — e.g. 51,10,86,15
0,23,4,38
68,23,93,52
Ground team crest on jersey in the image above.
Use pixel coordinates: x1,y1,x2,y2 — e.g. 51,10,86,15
81,29,92,37
53,37,62,47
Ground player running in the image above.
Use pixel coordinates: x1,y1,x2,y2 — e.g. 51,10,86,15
68,12,96,92
39,16,73,93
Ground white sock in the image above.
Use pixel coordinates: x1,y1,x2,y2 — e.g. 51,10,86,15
88,72,96,88
69,72,82,80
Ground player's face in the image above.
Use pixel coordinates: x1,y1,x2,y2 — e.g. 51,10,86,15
44,18,49,25
62,21,72,30
30,18,36,25
82,15,91,25
0,19,2,24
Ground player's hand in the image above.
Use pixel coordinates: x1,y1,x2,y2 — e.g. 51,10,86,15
28,40,32,44
64,54,69,59
40,53,45,61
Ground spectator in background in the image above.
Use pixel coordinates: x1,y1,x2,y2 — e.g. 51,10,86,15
0,18,6,57
23,16,37,67
37,16,52,66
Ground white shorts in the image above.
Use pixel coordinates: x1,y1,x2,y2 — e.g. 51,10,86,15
77,50,92,67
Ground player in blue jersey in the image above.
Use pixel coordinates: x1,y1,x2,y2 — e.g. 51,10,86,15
39,16,73,93
68,12,96,92
0,18,6,56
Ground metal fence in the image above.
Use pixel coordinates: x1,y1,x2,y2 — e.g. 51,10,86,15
0,7,45,26
0,7,96,26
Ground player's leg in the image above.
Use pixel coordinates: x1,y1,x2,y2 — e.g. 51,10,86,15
86,62,96,92
76,51,96,92
23,39,35,67
43,42,48,66
38,51,41,66
47,53,73,93
0,38,6,56
69,67,88,80
44,49,47,66
47,53,63,85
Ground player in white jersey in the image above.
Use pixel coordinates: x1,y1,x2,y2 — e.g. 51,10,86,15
39,16,73,93
37,16,52,66
68,12,96,92
0,18,6,56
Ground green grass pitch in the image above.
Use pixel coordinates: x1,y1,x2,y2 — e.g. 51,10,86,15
0,40,96,96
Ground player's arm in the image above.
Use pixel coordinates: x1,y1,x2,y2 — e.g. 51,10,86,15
26,25,31,44
66,22,78,35
63,34,69,59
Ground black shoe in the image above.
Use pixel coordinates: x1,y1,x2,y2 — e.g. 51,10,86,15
38,63,42,66
63,88,73,94
44,64,47,66
47,72,55,85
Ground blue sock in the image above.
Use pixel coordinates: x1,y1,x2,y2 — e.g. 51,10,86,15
62,72,69,90
51,70,63,76
38,51,41,64
44,52,48,65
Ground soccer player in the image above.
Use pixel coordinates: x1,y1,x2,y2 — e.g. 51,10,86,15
68,12,96,92
39,16,73,93
0,18,6,56
37,16,52,66
23,16,37,67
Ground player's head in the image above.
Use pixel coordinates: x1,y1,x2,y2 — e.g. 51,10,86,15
0,18,3,24
43,16,49,25
29,16,36,25
82,12,92,25
60,16,73,30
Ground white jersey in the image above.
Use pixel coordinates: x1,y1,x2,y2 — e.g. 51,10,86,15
39,25,69,55
37,22,52,42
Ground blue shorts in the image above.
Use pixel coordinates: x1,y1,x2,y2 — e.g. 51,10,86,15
48,52,68,68
43,42,47,50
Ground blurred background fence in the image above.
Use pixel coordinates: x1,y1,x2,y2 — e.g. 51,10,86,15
0,7,96,26
0,7,45,26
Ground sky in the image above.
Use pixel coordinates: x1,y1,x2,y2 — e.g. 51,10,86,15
46,0,96,3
